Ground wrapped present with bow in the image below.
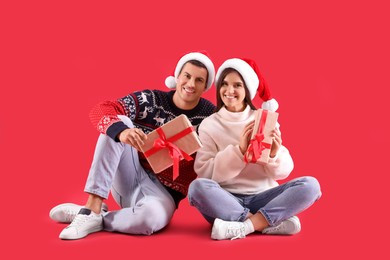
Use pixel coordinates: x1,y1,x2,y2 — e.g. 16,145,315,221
140,114,202,180
244,109,279,164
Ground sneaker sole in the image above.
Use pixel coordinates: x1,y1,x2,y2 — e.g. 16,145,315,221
59,224,103,240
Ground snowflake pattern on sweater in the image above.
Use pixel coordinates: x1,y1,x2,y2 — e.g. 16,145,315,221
89,89,215,199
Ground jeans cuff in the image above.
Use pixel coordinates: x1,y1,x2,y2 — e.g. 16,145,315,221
84,188,109,200
258,209,273,226
238,207,250,222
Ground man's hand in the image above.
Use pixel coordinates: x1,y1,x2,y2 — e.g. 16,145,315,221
118,128,147,151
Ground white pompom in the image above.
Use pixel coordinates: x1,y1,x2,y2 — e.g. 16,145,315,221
165,76,176,89
261,98,279,112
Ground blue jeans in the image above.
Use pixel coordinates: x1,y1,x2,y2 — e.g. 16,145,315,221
188,177,321,226
84,116,176,235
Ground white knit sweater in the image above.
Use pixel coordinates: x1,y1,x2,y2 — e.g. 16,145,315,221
194,105,294,195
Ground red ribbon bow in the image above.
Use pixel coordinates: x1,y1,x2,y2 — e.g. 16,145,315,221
144,127,194,180
244,110,271,163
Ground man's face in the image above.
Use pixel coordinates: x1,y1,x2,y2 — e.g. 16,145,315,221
174,62,208,109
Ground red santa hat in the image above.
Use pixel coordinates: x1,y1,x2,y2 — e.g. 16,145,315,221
165,51,215,91
215,58,279,111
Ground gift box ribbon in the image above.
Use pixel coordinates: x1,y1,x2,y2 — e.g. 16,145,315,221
244,110,272,163
144,126,194,180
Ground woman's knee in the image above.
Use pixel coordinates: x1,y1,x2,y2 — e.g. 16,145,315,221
299,176,322,200
188,178,216,202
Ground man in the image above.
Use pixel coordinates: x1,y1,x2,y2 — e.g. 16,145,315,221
49,51,216,240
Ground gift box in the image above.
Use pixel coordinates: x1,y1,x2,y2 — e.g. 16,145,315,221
140,114,202,180
244,109,279,164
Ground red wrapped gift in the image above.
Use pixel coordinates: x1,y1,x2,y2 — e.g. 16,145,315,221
244,109,279,164
140,114,202,180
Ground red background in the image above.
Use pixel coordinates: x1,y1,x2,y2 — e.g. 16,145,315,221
1,0,389,259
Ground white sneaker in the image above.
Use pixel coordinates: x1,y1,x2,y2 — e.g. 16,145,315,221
59,208,103,240
211,218,247,240
262,216,301,235
49,203,108,223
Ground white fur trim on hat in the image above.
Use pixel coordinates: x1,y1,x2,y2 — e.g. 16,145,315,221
165,52,215,91
165,76,176,89
261,98,279,112
215,58,259,100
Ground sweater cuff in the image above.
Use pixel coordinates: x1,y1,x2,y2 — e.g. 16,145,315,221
106,121,129,142
268,152,280,164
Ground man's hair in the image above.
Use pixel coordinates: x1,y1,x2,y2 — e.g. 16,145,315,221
215,68,256,112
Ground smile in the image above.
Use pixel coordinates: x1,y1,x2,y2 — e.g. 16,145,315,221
224,95,237,99
183,87,195,93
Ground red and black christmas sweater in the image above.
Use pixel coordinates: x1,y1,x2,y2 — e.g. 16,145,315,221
89,89,215,207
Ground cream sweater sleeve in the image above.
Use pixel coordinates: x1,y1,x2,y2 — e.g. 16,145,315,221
261,145,294,180
194,126,247,183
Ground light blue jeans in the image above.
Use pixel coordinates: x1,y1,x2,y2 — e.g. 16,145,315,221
84,116,176,235
188,177,321,226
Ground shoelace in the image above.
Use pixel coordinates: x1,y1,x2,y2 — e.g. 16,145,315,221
226,224,246,240
64,205,107,224
67,214,90,228
64,209,79,223
263,223,282,234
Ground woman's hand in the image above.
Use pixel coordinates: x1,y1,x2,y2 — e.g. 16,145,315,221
118,128,147,151
239,120,255,155
269,127,282,158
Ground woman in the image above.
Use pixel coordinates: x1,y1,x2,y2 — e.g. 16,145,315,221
188,58,321,240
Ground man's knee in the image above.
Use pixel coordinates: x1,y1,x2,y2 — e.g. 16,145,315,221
137,201,174,235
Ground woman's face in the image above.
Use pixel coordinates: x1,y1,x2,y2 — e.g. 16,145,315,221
219,71,247,112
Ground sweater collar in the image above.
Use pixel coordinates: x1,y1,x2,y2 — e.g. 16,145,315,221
167,90,206,117
218,105,254,122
